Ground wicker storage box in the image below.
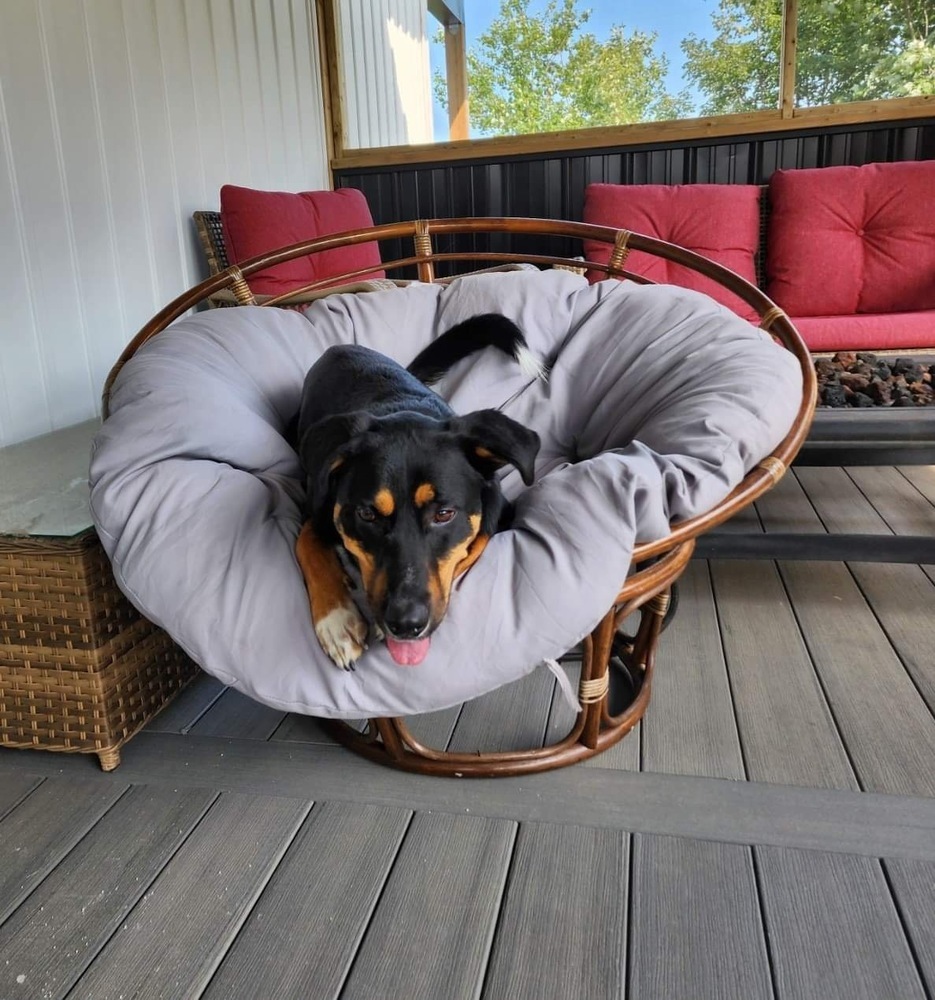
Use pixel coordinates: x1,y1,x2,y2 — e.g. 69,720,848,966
0,421,199,771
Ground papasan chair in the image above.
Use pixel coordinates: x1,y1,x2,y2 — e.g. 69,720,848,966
90,217,816,776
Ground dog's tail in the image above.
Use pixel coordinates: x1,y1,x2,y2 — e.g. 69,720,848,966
407,313,547,386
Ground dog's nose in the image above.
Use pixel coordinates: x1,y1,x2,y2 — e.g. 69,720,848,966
384,600,430,640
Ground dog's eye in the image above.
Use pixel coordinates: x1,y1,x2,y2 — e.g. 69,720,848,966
356,506,377,522
433,508,456,524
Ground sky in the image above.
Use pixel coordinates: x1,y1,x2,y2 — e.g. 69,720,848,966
430,0,720,140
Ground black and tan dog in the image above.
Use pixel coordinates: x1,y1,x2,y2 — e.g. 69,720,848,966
295,314,542,669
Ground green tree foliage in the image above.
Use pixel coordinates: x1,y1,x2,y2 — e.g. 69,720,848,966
683,0,935,114
437,0,692,137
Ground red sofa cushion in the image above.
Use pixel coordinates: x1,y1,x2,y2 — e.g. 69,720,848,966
582,183,762,320
767,161,935,317
220,185,383,295
790,311,935,353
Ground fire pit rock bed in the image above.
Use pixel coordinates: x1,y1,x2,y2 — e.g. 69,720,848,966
816,352,934,409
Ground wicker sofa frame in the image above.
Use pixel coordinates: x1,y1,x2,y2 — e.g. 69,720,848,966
104,217,816,776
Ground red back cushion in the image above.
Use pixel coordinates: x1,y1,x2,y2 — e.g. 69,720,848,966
582,183,762,320
220,185,383,295
766,161,935,316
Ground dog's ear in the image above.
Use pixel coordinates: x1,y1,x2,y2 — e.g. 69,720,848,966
450,409,540,486
299,411,374,514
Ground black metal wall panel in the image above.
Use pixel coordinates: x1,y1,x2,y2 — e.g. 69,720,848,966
337,118,935,271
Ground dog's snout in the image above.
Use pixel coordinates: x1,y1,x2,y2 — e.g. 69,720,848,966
384,599,430,640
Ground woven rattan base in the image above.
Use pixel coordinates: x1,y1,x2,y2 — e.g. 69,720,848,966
1,529,199,770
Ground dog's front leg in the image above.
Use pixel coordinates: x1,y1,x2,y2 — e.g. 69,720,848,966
295,521,369,670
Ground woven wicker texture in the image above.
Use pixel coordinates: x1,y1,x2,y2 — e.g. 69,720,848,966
0,529,198,770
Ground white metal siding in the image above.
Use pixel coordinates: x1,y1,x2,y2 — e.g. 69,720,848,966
338,0,432,149
0,0,329,447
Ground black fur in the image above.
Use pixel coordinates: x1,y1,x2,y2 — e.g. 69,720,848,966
296,314,540,641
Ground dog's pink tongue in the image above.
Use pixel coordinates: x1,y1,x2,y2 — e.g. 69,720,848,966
386,637,431,666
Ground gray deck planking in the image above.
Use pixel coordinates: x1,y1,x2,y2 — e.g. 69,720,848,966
779,559,935,797
792,466,892,534
642,560,745,780
757,467,826,534
203,801,411,1000
846,560,935,712
189,687,287,739
68,792,311,1000
710,559,858,790
756,845,928,999
846,465,935,536
0,785,216,1000
899,463,935,505
482,822,628,1000
883,857,935,994
339,811,516,1000
0,778,128,925
145,673,226,733
0,772,40,818
8,737,935,863
446,663,555,753
630,834,773,1000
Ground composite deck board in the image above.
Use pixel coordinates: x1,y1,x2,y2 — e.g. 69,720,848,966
0,772,40,818
0,777,128,925
0,785,216,1000
482,822,628,1000
402,703,464,750
145,672,225,733
779,560,935,797
271,712,340,744
641,560,745,780
203,801,411,1000
756,845,927,1000
710,560,858,790
847,560,935,712
846,465,935,536
756,468,826,533
629,834,773,1000
793,466,893,534
899,464,935,506
718,497,764,533
340,811,515,1000
189,687,287,739
446,663,555,753
883,857,935,993
69,792,310,1000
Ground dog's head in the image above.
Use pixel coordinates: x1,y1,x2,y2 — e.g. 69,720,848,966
302,409,539,665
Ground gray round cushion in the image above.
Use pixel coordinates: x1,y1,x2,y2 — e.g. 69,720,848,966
90,268,802,718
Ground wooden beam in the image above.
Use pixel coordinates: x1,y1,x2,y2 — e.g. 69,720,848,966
332,95,935,169
780,0,798,118
317,0,346,162
427,0,464,27
444,21,469,141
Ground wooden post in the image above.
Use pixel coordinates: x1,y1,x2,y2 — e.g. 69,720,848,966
444,21,469,140
780,0,798,118
317,0,346,162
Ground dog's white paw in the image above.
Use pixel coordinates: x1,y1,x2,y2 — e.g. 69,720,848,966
316,604,369,670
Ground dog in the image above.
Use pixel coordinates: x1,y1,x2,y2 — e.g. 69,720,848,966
294,314,543,670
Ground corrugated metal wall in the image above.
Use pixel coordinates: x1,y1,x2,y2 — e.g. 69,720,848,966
336,119,935,274
0,0,329,448
338,0,432,148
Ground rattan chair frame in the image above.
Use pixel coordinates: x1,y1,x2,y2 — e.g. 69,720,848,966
104,216,816,777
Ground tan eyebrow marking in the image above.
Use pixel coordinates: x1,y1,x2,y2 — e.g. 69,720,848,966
414,482,436,507
374,488,395,516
